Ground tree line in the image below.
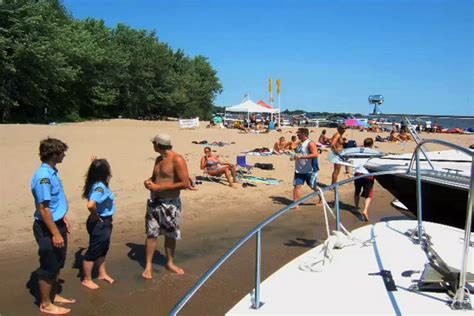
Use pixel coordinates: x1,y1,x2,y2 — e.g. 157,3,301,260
0,0,222,123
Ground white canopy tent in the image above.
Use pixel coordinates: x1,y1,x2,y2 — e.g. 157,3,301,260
225,99,277,113
225,99,279,122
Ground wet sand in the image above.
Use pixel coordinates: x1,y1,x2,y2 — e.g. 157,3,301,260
0,120,471,315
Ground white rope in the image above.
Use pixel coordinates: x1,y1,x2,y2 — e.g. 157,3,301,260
299,187,374,272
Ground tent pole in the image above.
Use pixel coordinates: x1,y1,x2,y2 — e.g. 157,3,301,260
278,94,281,127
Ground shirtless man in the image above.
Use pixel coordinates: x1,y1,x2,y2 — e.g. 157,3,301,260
286,135,299,151
273,136,288,154
330,126,346,200
318,129,331,145
142,133,190,279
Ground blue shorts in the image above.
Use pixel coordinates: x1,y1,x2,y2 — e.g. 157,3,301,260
293,172,318,189
84,216,113,261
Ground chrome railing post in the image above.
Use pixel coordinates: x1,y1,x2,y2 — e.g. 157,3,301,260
335,186,341,231
415,149,424,243
453,157,474,310
253,230,263,309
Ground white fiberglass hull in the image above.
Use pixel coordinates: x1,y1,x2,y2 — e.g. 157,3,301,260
227,220,473,315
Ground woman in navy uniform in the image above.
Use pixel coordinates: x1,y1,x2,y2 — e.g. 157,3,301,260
81,158,116,289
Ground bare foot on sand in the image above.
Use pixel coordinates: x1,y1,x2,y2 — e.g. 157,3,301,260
98,274,115,284
81,279,100,290
361,211,369,222
229,183,238,189
142,268,153,279
40,303,71,315
53,295,76,304
166,263,185,275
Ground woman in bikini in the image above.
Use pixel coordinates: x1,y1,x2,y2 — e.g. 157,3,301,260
200,147,238,188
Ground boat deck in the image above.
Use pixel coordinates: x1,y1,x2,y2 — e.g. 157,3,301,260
227,220,473,315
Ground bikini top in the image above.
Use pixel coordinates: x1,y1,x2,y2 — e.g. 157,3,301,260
206,156,219,170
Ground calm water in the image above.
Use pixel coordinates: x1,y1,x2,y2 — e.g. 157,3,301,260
372,115,474,130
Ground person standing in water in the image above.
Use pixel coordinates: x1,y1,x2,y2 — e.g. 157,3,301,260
31,138,75,314
142,133,190,279
81,158,116,289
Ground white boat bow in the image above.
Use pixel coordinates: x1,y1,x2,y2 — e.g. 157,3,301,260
227,220,473,315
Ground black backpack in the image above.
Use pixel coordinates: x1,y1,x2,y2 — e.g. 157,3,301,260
254,163,274,170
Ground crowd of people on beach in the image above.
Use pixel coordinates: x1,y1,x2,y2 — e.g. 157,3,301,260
29,122,392,314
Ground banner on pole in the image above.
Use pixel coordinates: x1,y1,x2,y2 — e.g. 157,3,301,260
276,79,281,95
179,117,200,129
268,77,272,94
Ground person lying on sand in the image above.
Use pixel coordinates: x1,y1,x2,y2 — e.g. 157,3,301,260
388,130,402,142
200,147,239,188
398,128,413,142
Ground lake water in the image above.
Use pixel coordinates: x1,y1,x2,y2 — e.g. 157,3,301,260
371,115,474,130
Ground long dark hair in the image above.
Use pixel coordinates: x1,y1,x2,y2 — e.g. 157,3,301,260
82,159,112,199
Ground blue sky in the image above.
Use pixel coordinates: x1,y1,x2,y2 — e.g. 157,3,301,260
64,0,473,115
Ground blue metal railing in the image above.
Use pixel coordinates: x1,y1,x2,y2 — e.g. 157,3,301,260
169,139,473,314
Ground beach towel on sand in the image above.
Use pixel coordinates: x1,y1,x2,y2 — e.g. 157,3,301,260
192,140,234,147
238,175,282,185
244,147,273,156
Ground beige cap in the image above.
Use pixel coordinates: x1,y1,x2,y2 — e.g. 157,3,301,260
151,133,171,146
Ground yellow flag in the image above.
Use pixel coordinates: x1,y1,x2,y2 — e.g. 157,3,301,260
276,79,281,95
268,77,273,94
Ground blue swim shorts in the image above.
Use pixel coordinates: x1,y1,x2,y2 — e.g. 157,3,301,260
293,172,318,189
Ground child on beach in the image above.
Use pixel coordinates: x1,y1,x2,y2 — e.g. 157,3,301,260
81,158,115,289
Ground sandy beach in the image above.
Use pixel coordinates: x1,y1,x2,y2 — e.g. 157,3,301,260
0,119,472,315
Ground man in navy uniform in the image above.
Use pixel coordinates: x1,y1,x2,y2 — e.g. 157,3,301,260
31,138,75,314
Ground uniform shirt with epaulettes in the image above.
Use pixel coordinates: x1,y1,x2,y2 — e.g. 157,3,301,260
88,181,116,217
31,163,68,221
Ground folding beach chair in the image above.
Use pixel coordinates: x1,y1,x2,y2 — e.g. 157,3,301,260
236,155,253,174
197,172,223,184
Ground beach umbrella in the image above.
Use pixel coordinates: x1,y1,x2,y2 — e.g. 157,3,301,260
345,118,369,139
344,118,368,128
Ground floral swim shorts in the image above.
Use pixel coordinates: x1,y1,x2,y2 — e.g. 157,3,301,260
146,198,182,240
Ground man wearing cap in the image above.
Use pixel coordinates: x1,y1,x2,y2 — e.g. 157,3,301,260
142,133,190,279
31,137,75,314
